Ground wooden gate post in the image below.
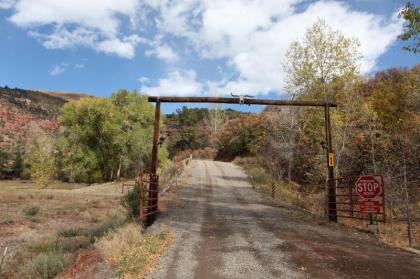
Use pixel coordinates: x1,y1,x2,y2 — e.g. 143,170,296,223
147,100,161,225
325,104,337,222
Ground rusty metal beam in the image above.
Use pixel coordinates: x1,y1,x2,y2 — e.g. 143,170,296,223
147,96,337,107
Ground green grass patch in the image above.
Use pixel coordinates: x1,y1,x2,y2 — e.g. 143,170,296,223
31,234,91,255
88,214,126,241
60,236,91,252
121,184,140,218
30,237,61,254
28,216,42,223
0,216,14,225
58,227,81,238
23,250,71,279
23,205,40,216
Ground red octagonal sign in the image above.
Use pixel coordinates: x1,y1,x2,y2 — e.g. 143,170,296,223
356,175,382,199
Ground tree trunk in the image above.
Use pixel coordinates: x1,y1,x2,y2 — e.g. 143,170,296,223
117,162,122,180
389,197,394,239
402,148,412,247
287,149,293,182
370,120,376,173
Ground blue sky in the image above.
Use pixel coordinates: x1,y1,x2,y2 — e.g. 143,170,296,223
0,0,418,113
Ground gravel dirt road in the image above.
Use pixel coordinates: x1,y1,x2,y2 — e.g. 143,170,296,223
147,160,420,279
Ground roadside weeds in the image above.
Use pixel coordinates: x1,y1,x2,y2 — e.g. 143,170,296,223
95,223,173,278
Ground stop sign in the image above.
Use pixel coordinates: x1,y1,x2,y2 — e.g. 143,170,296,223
355,175,382,199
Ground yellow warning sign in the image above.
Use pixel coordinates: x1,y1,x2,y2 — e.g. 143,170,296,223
328,153,334,167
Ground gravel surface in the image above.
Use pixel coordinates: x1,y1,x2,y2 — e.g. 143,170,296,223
147,160,420,279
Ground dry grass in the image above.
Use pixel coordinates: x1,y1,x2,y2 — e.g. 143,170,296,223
192,147,216,160
0,179,126,279
71,182,123,196
235,157,308,209
341,217,420,248
95,223,173,278
0,180,88,192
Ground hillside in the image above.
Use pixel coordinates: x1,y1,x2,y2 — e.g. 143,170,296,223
0,87,67,118
0,87,87,153
35,89,90,102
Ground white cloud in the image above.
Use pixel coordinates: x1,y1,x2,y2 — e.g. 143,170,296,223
140,70,203,96
145,43,179,62
145,0,202,37
139,76,150,84
147,0,402,95
9,0,138,35
29,27,97,49
29,28,149,59
4,0,403,95
7,0,144,58
49,64,65,76
0,0,15,9
96,38,136,59
75,63,84,69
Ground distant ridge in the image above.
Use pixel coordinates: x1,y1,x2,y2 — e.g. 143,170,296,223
34,89,91,101
0,86,66,118
0,86,91,151
0,87,93,117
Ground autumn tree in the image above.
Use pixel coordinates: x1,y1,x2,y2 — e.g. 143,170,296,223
56,136,98,183
279,19,362,186
208,103,225,134
111,90,156,178
213,114,266,160
59,97,119,181
58,90,164,182
165,107,211,157
284,18,361,102
262,106,300,181
368,67,419,245
399,1,420,53
207,91,226,138
25,129,56,187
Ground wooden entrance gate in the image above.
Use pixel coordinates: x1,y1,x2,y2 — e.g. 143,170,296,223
145,96,338,225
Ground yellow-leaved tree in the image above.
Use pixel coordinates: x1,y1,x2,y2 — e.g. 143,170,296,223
25,128,56,188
